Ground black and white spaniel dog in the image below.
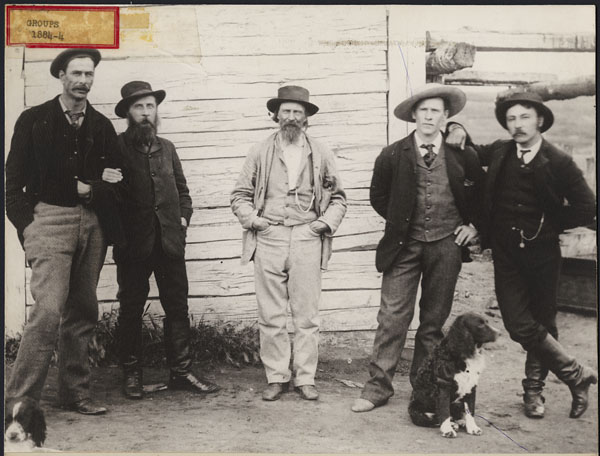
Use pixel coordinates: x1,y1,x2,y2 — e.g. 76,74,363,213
4,397,47,451
408,312,500,438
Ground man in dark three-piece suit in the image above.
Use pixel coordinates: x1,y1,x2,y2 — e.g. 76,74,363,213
447,91,597,420
352,84,485,412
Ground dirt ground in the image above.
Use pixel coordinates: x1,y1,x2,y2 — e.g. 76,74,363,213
9,255,599,454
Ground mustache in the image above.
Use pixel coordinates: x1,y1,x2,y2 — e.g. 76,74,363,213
73,85,89,91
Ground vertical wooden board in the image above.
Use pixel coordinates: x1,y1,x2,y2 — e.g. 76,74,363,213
388,6,427,144
5,46,27,336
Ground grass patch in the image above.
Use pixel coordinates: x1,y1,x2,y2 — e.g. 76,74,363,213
5,309,261,369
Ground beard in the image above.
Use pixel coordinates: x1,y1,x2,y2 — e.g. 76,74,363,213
279,118,306,143
126,115,159,146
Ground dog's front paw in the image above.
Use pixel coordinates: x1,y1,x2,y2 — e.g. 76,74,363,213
440,418,457,438
465,414,482,436
455,418,466,428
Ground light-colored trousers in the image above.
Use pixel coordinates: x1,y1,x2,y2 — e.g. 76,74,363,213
6,202,106,404
254,223,322,386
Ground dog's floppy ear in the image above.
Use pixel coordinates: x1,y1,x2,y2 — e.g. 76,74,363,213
445,314,476,359
31,406,47,447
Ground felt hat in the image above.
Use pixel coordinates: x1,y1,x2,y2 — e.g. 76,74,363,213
115,81,166,118
267,85,319,117
393,83,466,121
50,48,101,78
495,91,554,132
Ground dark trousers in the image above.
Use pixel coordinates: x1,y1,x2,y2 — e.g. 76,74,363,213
361,236,462,406
491,232,561,352
116,232,189,365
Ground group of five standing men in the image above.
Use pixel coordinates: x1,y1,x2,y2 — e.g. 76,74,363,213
5,48,597,422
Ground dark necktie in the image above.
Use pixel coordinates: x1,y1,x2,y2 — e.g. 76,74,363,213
519,149,531,165
420,144,436,167
65,110,84,129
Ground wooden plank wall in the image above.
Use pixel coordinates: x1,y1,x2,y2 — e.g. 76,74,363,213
21,5,391,332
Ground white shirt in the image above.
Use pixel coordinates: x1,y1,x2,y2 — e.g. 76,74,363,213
281,134,305,190
516,137,542,164
59,96,87,128
414,131,443,157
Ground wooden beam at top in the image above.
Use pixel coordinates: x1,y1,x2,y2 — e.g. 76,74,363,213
427,30,595,52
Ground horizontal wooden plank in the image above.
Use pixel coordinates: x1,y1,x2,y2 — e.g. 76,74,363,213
98,203,383,266
23,5,387,61
24,52,387,107
194,5,388,57
97,289,385,332
180,146,379,208
443,70,558,86
27,250,381,305
91,91,387,139
427,30,595,52
157,122,386,166
497,75,595,102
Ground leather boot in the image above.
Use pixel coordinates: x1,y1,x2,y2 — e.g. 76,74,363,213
164,318,221,394
122,357,144,400
533,334,598,419
522,351,547,418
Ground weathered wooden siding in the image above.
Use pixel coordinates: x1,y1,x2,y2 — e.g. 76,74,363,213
21,5,390,331
10,5,596,336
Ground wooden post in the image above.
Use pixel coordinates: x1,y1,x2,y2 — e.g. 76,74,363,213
4,46,27,337
426,42,476,75
497,75,595,101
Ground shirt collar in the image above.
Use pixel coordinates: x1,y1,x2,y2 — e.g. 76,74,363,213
414,131,443,156
59,96,87,116
516,137,543,164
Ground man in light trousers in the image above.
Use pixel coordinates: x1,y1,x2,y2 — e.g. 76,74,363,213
231,85,347,401
5,49,124,415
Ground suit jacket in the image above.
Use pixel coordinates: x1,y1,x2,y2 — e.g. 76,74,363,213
5,95,125,247
470,138,596,248
113,133,192,263
370,131,485,273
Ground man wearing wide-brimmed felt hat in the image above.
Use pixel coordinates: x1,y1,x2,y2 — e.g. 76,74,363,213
231,85,347,401
101,80,220,399
5,48,124,416
352,83,485,413
447,91,597,420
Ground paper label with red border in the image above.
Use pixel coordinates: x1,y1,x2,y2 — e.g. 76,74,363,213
6,5,119,48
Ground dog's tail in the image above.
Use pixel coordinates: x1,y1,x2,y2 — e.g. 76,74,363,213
408,399,440,428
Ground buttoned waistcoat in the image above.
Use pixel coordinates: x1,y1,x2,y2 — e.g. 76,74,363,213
370,131,485,273
468,138,596,248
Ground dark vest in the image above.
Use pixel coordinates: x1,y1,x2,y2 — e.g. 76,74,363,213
492,151,557,241
409,143,462,242
41,107,89,207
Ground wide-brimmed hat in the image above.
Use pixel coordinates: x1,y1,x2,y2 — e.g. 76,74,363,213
495,91,554,133
267,85,319,118
115,81,166,118
393,83,466,122
50,49,101,78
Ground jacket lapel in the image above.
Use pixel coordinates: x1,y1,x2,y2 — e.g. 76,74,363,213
530,138,552,209
399,132,417,182
82,101,98,157
486,141,513,195
444,142,464,203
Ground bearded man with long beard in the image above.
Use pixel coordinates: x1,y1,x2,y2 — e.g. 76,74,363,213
102,81,220,399
231,86,347,401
